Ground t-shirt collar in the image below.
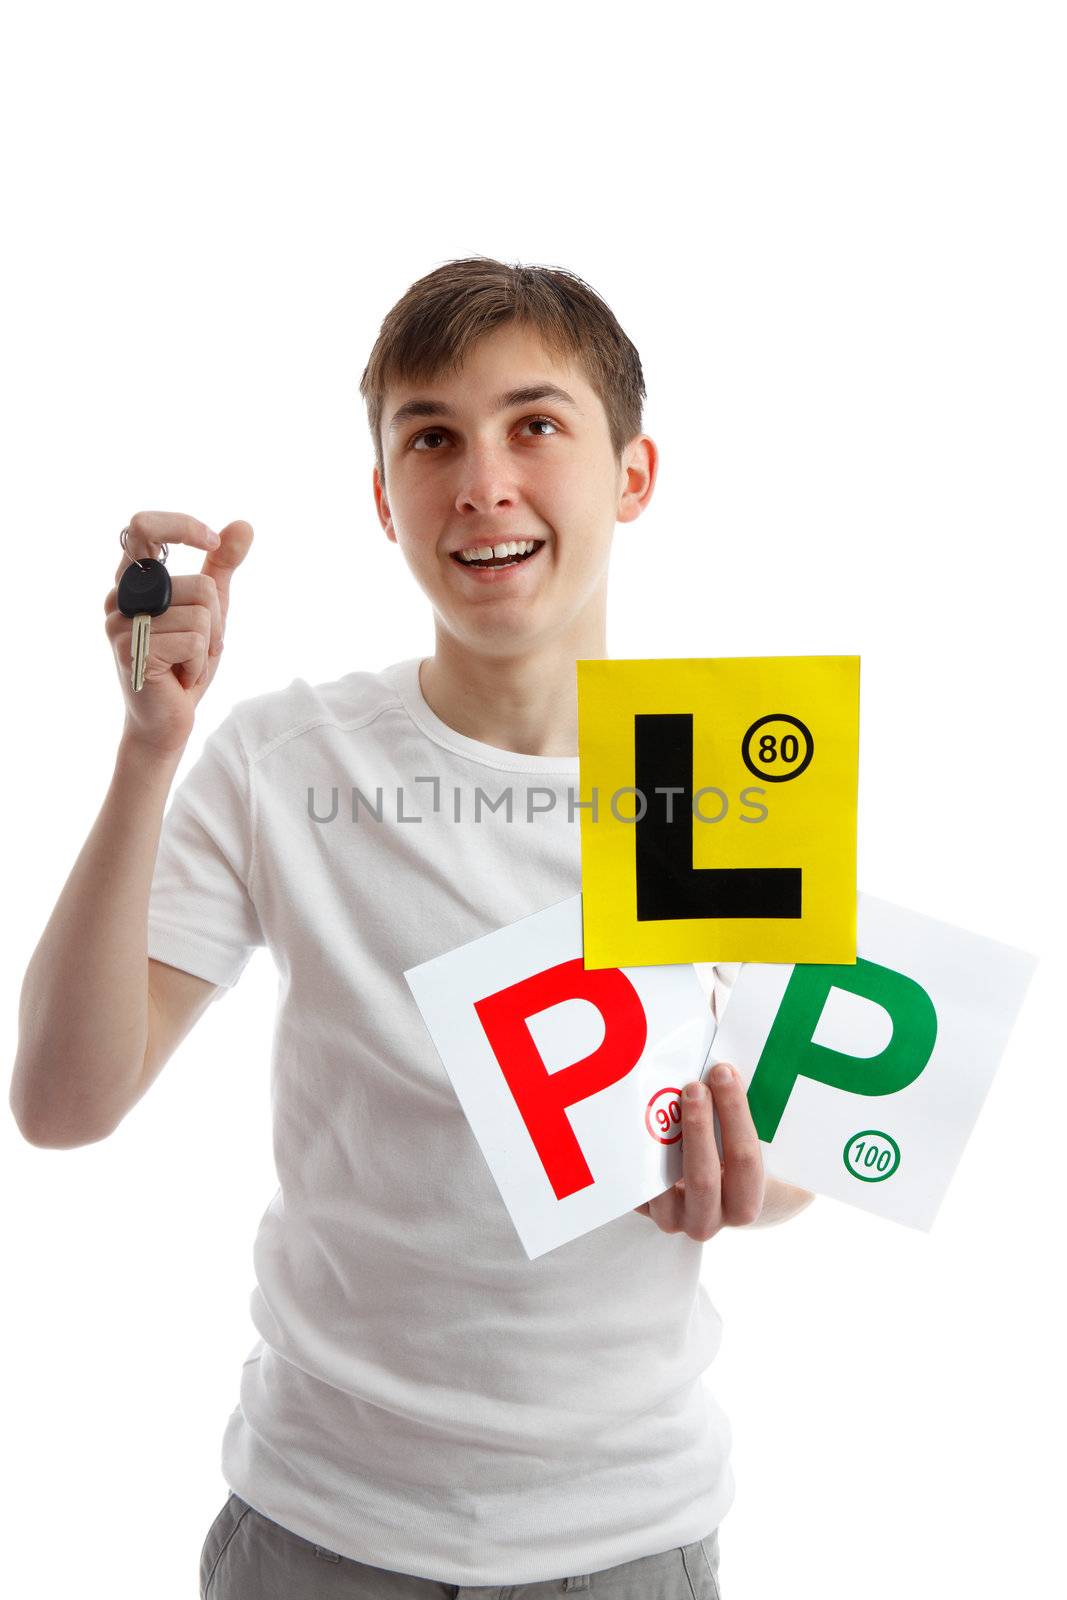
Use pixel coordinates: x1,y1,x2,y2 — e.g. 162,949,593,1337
388,657,581,776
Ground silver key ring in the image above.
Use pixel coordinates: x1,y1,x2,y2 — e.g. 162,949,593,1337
120,525,169,569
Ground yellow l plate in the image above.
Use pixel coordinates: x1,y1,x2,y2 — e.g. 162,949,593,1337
576,656,860,968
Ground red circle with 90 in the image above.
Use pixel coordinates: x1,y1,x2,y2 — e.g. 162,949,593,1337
645,1086,685,1145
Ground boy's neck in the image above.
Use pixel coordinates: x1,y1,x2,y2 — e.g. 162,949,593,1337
420,630,606,759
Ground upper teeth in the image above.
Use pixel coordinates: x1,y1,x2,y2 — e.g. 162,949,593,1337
457,539,539,562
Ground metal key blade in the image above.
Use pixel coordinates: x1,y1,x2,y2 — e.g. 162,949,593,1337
117,557,171,693
131,614,151,692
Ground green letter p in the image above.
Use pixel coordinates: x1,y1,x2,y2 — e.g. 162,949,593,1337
748,958,938,1144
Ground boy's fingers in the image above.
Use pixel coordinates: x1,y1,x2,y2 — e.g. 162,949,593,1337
113,511,220,584
200,520,254,628
710,1064,765,1226
637,1068,762,1236
679,1079,723,1238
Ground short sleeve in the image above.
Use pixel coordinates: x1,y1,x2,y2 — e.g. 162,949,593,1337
146,710,265,988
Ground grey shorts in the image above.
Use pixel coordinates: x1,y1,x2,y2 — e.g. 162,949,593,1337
199,1490,722,1599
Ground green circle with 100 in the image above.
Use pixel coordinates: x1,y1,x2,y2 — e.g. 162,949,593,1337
843,1130,900,1183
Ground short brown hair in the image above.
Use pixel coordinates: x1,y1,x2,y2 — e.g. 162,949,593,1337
358,256,646,492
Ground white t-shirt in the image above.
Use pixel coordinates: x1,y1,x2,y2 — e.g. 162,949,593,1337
147,655,737,1587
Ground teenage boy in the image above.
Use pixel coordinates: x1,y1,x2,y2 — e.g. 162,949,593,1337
12,257,814,1597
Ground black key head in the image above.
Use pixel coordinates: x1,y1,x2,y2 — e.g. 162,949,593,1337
117,557,172,619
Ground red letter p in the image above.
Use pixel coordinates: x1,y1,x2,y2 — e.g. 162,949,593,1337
473,957,648,1200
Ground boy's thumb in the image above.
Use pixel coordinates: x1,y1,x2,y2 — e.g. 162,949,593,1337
201,520,254,611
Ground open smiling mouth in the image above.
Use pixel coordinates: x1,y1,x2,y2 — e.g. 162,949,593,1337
450,539,546,570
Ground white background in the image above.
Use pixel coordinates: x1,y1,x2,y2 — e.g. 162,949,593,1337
2,3,1063,1596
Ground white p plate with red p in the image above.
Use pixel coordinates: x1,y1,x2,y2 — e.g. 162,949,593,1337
404,894,718,1260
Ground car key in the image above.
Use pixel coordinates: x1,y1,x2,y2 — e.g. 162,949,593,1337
117,555,172,692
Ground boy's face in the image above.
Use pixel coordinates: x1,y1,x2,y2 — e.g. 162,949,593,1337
373,321,655,659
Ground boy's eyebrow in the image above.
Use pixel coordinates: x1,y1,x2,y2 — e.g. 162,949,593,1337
387,383,581,434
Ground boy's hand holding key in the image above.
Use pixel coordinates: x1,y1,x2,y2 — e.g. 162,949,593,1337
104,511,254,757
11,508,254,1149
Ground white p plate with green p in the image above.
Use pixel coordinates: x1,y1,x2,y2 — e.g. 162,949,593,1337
710,893,1036,1230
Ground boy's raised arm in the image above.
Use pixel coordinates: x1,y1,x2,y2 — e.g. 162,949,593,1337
9,513,251,1147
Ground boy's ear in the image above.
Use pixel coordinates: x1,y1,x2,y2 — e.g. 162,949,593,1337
372,465,398,543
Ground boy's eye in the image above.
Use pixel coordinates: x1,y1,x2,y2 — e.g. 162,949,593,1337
410,415,560,452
